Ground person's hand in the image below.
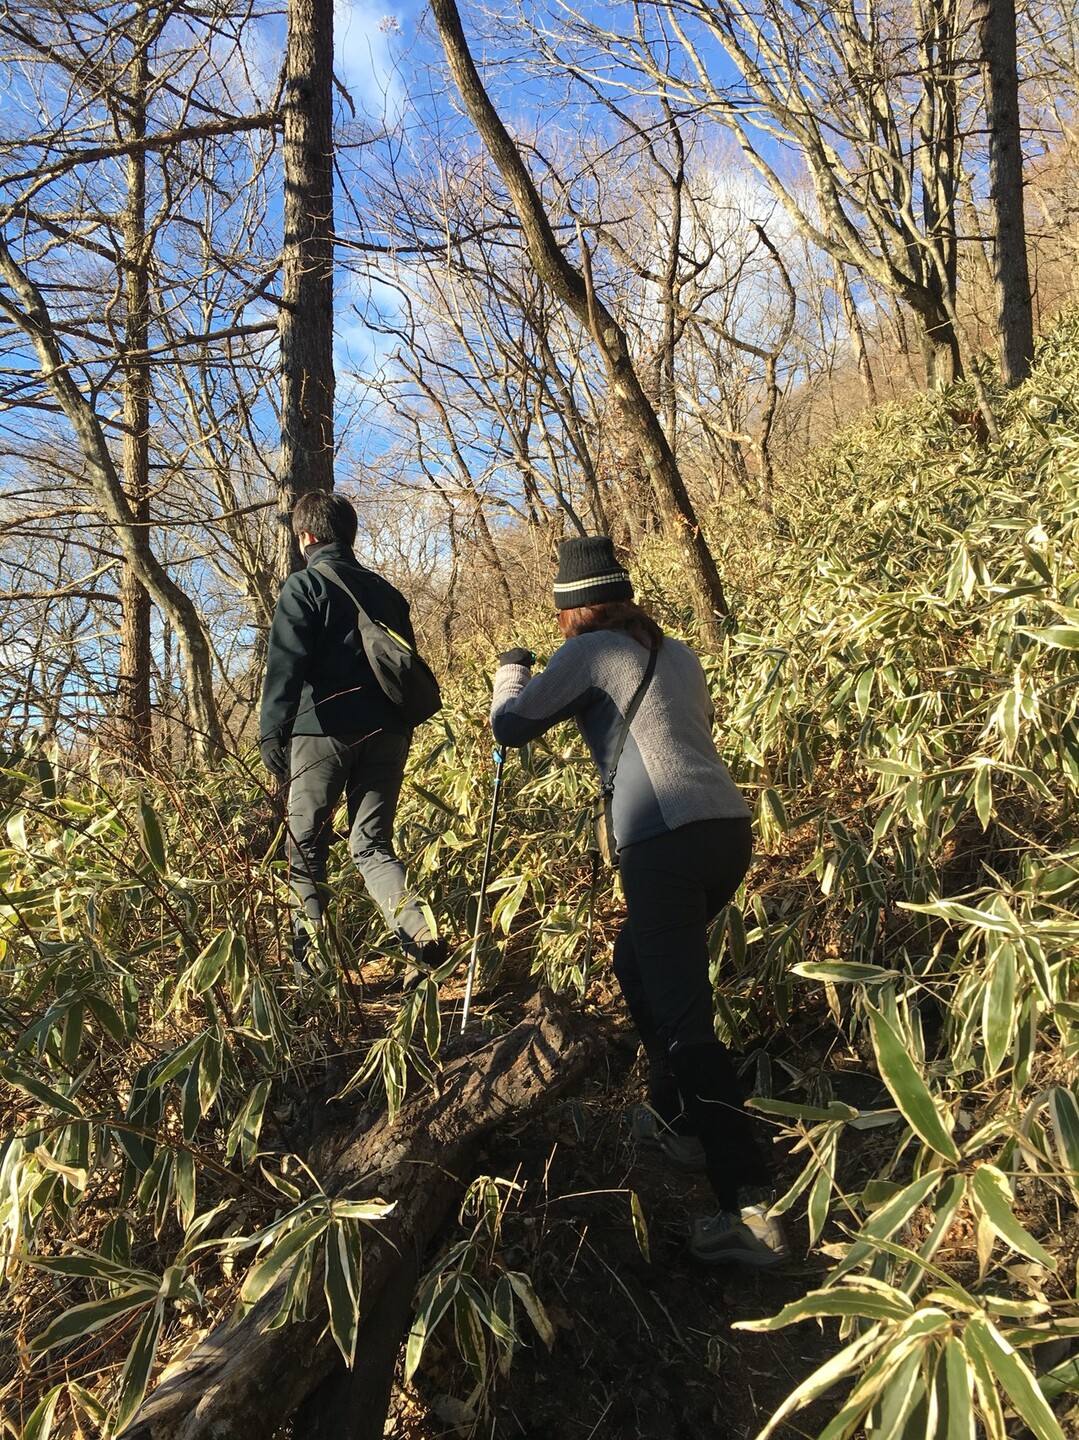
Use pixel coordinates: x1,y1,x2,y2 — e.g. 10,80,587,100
497,648,536,668
259,736,289,779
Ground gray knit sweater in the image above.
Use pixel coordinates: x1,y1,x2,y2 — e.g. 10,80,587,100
490,630,750,852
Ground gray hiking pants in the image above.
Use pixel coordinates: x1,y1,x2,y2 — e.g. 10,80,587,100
286,730,431,957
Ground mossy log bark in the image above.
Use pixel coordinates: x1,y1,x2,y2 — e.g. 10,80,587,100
119,994,595,1440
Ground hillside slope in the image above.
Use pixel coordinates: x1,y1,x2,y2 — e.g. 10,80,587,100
2,313,1079,1438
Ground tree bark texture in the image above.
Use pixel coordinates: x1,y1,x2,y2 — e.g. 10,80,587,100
277,0,335,583
117,996,595,1440
976,0,1034,387
833,260,878,408
914,0,962,389
430,0,729,642
117,9,154,766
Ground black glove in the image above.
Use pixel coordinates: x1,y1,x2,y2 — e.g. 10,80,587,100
259,736,289,779
497,648,536,668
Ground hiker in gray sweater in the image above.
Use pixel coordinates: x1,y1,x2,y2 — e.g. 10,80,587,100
490,536,788,1269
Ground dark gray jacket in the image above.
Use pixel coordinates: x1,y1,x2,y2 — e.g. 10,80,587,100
259,542,415,746
491,630,750,852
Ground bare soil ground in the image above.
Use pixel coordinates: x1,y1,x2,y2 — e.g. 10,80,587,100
371,971,862,1440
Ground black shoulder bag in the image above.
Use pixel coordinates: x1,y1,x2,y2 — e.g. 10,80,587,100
312,562,442,727
591,645,658,867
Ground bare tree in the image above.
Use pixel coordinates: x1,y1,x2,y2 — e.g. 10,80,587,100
549,0,971,390
976,0,1034,385
0,0,280,758
276,0,335,581
117,0,155,763
430,0,730,641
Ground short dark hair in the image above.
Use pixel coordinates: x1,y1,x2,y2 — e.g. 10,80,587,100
291,491,358,547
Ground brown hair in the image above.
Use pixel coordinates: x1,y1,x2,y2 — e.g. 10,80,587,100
557,599,663,652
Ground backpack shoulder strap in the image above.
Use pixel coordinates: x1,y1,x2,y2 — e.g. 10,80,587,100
310,561,414,652
604,644,658,793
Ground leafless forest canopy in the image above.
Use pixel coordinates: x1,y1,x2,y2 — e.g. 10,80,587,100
0,0,1077,756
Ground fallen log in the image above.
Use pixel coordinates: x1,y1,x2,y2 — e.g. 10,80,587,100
119,993,596,1440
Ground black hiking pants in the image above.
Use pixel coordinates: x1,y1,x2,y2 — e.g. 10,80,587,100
613,816,772,1210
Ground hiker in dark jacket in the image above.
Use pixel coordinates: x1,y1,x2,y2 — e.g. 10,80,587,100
259,492,444,978
490,535,787,1269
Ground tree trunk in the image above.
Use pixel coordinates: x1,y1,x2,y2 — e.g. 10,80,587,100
429,0,729,644
913,294,963,390
976,0,1034,387
117,6,153,766
833,259,878,407
277,0,335,582
117,995,595,1440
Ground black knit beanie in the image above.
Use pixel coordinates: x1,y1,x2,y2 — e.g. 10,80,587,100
552,536,633,610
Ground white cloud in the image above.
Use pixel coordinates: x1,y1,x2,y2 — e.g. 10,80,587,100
335,0,408,124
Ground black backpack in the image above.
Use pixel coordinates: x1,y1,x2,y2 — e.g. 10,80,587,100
311,562,443,727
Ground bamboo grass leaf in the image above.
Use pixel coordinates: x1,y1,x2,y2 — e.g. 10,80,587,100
239,1214,328,1310
29,1288,156,1352
111,1300,164,1435
324,1219,363,1365
866,1004,959,1163
507,1271,555,1348
137,799,167,875
1047,1088,1079,1202
982,942,1018,1078
629,1190,650,1263
970,1164,1055,1269
965,1314,1067,1440
935,1336,976,1440
22,1385,62,1440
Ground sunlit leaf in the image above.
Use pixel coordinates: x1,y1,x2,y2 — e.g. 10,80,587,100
1047,1088,1079,1204
507,1270,555,1348
934,1335,975,1440
111,1300,164,1435
965,1314,1067,1440
864,1349,927,1440
324,1219,363,1365
22,1384,62,1440
1018,626,1079,649
184,929,236,995
831,1171,946,1281
240,1213,328,1311
970,1164,1055,1269
29,1288,155,1352
731,1325,887,1440
225,1079,271,1168
0,1061,84,1117
629,1190,650,1264
137,799,168,875
793,960,898,984
972,762,993,831
866,1003,959,1163
982,944,1017,1078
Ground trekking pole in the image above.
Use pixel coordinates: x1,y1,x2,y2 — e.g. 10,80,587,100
581,844,600,998
460,746,506,1033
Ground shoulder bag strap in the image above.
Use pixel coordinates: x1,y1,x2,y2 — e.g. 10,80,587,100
310,561,414,652
604,644,659,794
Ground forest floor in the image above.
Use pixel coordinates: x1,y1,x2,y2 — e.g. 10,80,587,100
303,958,888,1440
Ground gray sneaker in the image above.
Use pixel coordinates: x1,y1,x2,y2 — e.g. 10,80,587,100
629,1104,706,1173
689,1203,790,1268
